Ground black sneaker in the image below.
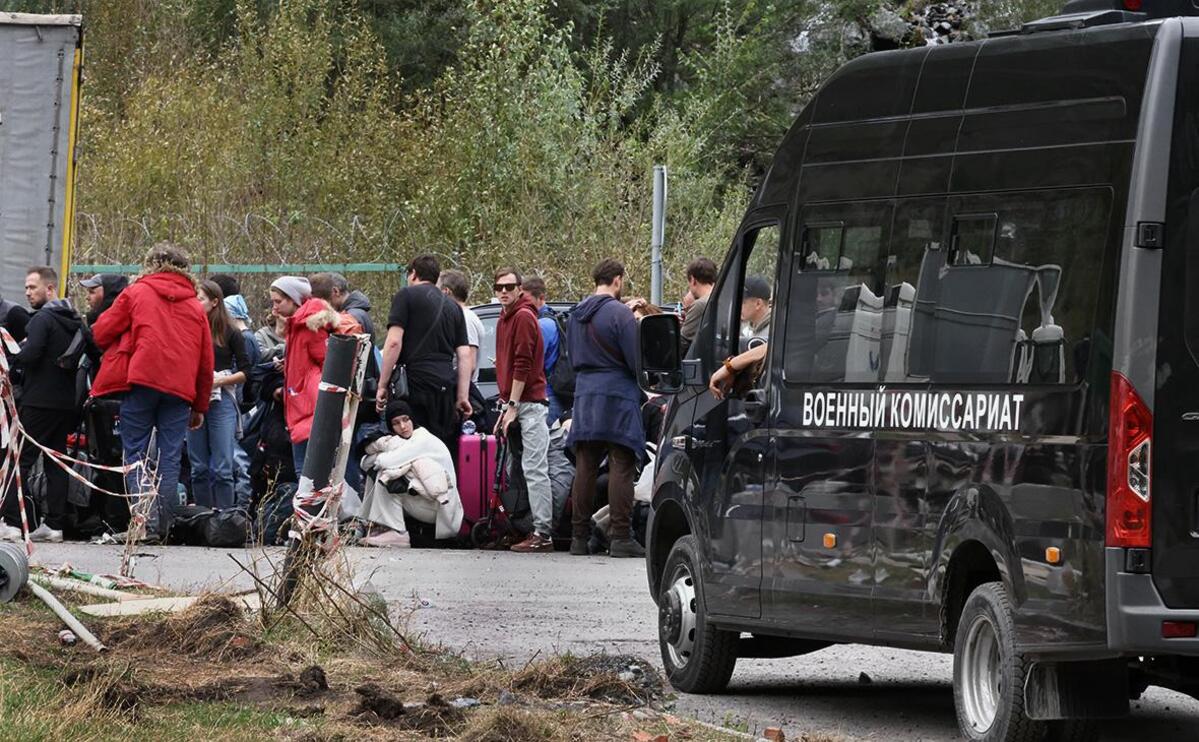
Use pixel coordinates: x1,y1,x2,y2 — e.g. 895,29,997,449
569,537,589,556
609,538,645,558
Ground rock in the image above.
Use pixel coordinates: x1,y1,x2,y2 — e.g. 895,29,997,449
858,671,873,685
619,671,636,682
451,697,481,709
632,708,657,721
868,7,909,43
498,690,518,706
765,728,785,742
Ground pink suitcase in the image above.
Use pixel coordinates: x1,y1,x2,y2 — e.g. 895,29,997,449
457,433,498,536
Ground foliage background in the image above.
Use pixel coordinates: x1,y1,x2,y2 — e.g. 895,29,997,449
7,0,1062,307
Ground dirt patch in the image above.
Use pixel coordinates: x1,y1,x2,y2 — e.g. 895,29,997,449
101,595,261,662
513,654,666,707
0,590,741,741
457,707,561,742
352,682,407,720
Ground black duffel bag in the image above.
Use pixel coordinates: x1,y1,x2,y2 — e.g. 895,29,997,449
168,505,250,547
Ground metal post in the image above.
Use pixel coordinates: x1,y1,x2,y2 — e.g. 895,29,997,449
651,165,668,306
278,333,370,607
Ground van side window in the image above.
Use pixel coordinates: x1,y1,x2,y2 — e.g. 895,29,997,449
907,189,1112,385
741,226,780,353
708,222,782,365
784,202,890,382
884,200,944,382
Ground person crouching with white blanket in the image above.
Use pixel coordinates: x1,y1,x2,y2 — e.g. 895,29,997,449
359,401,463,548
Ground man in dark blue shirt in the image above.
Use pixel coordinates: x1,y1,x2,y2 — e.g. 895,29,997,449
522,277,562,425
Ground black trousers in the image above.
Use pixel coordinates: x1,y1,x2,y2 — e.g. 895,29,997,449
408,379,460,462
2,405,76,530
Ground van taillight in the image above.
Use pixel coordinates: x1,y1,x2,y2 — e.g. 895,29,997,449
1108,372,1152,548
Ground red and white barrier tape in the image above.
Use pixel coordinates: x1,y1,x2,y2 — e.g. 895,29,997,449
0,326,151,555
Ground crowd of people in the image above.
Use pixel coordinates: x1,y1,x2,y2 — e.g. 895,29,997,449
0,244,735,558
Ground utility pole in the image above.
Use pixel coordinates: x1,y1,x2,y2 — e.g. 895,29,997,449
651,165,667,306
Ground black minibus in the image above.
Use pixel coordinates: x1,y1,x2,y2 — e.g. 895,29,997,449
635,2,1199,740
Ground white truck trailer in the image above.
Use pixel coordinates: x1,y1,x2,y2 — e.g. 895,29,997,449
0,13,81,302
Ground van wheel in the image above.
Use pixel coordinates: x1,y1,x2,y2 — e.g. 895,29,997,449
658,535,737,693
953,582,1045,742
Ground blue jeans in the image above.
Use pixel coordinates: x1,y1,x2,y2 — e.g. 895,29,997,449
187,391,237,509
546,389,563,428
233,435,253,508
120,385,191,536
292,439,308,480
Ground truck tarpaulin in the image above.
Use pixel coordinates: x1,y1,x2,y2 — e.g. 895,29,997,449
0,14,82,303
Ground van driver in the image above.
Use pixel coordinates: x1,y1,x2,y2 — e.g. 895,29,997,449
740,275,772,349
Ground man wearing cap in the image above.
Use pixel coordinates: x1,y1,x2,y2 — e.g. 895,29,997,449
74,273,133,533
740,275,773,348
79,273,129,326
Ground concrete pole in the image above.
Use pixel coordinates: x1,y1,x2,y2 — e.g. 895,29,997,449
651,165,667,306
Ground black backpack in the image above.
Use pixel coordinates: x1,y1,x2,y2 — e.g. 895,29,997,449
547,311,576,408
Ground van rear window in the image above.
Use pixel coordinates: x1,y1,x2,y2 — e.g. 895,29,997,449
785,188,1112,386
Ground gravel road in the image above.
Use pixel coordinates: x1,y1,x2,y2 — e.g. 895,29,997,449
31,544,1199,740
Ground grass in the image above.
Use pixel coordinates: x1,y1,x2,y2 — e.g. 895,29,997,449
0,589,758,742
0,656,292,742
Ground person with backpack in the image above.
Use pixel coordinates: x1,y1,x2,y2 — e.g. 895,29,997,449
0,267,83,542
522,277,565,425
188,281,250,510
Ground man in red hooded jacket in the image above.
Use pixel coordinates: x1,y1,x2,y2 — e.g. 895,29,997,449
492,267,553,554
91,244,213,541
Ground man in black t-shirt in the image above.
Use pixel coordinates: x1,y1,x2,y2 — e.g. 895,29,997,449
376,254,472,455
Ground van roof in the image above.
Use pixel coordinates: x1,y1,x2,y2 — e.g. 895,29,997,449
805,19,1165,127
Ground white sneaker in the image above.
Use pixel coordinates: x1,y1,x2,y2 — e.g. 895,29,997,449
0,523,22,542
362,529,410,548
28,524,62,543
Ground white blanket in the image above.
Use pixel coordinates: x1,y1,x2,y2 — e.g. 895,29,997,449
361,428,463,539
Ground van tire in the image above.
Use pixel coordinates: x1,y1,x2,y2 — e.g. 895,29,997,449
658,535,738,693
953,582,1045,742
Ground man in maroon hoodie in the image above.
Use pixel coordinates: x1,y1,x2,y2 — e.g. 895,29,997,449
493,267,553,553
91,244,213,541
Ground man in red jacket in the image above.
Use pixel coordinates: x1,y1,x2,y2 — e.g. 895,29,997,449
492,267,553,553
91,244,213,541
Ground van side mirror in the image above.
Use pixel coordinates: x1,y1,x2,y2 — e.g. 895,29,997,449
637,313,684,394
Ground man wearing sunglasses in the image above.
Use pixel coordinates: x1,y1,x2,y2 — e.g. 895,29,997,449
492,268,554,554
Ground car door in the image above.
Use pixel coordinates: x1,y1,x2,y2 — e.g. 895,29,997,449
763,201,890,635
683,212,783,619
